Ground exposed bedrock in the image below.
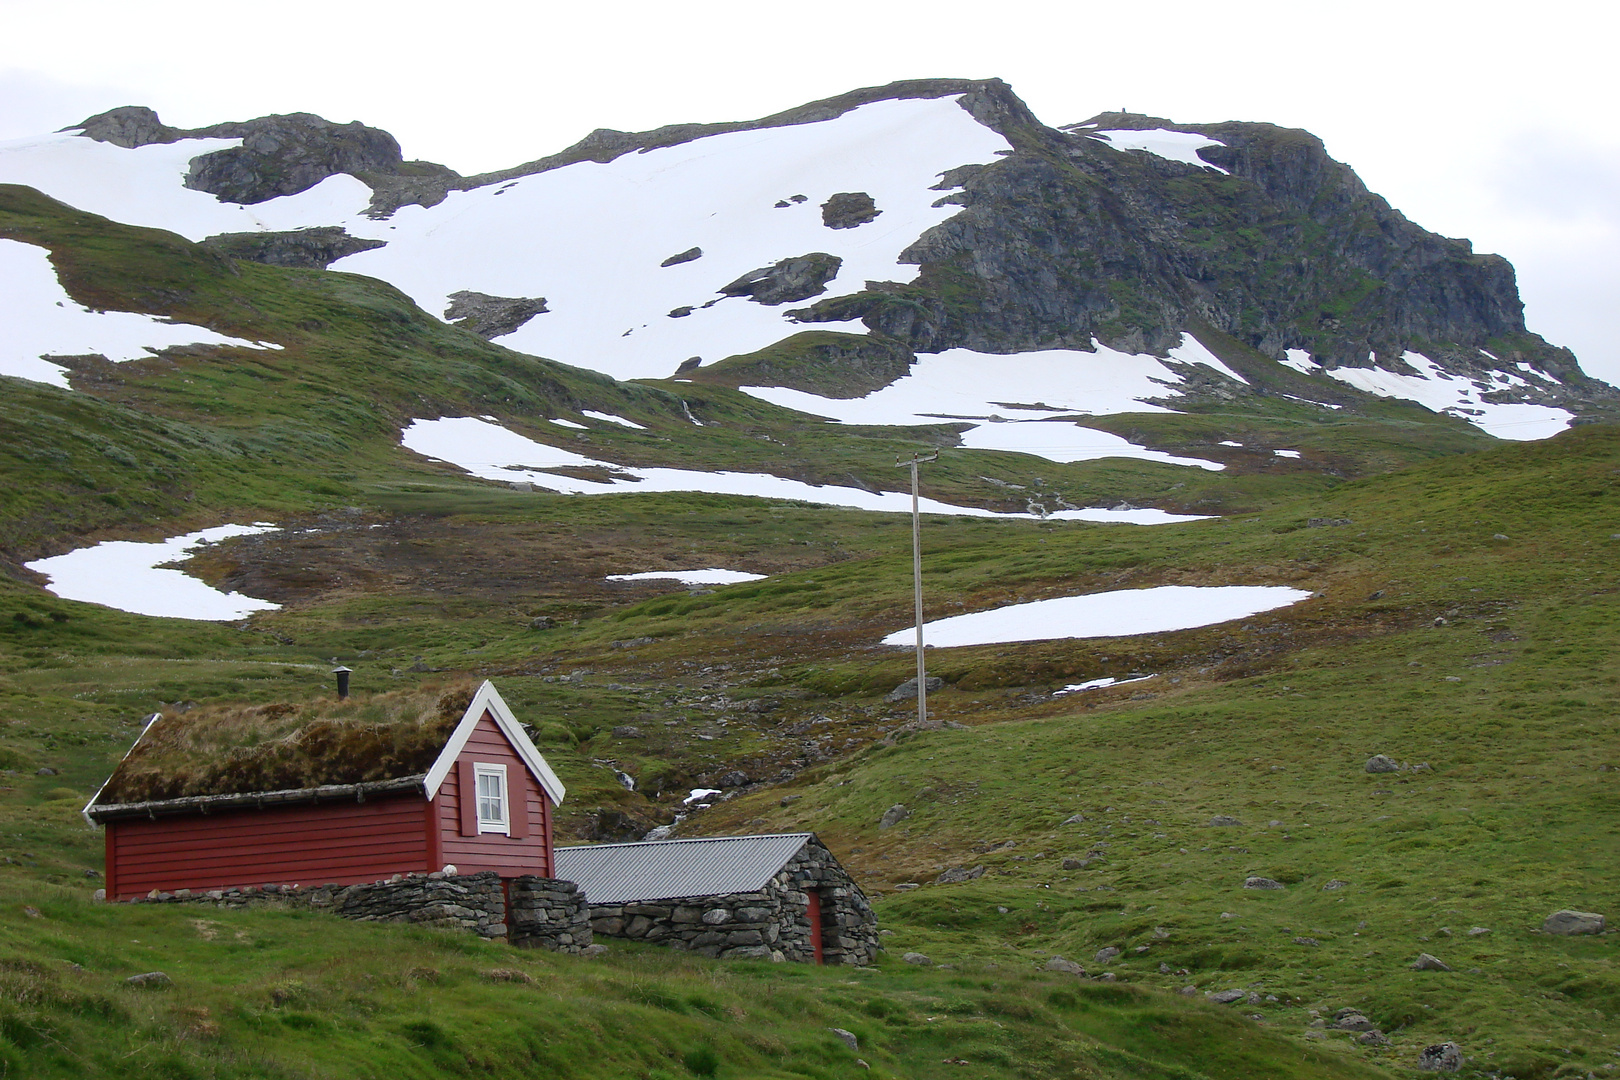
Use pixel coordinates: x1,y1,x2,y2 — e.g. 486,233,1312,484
720,252,843,306
443,291,551,339
201,226,385,269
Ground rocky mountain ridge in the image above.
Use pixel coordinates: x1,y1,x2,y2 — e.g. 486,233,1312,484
66,80,1607,422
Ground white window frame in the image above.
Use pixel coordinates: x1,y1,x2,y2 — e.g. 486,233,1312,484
474,763,509,835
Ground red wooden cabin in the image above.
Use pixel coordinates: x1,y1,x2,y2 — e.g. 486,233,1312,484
85,681,566,901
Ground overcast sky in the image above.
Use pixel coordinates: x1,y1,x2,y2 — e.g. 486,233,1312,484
3,0,1615,383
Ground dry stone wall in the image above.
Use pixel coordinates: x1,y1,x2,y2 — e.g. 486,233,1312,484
111,871,592,953
586,839,879,964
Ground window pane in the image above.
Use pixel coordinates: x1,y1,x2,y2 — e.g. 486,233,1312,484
476,771,504,824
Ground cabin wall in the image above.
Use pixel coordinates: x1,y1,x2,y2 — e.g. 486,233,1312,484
433,711,553,877
105,793,430,900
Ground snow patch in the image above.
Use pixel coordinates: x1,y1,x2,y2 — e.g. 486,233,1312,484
399,416,1214,523
684,788,722,805
1218,440,1243,447
0,240,278,388
881,585,1311,648
1273,449,1302,459
547,417,588,429
582,410,646,429
0,132,374,241
1322,351,1573,440
1054,674,1157,695
25,524,281,621
1279,349,1319,374
606,569,766,585
740,335,1225,469
1088,129,1229,174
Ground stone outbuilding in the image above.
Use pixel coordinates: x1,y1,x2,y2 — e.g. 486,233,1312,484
556,833,878,964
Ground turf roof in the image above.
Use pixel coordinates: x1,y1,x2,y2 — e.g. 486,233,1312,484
95,682,477,805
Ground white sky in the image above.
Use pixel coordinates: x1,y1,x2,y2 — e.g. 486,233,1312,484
2,0,1615,383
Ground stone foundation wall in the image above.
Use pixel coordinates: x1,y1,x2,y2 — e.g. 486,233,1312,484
587,838,879,965
112,871,592,953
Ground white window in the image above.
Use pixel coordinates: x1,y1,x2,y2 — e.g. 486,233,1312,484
474,763,508,834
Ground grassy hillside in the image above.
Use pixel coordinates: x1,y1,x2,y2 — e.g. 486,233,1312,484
1,180,1615,1078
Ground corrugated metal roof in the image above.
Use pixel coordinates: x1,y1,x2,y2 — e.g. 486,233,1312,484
555,833,812,904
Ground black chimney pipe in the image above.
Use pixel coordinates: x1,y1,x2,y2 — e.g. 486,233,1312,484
333,665,352,699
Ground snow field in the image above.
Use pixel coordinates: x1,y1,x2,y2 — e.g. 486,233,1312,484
880,585,1311,648
739,335,1236,469
1321,351,1573,440
0,240,279,389
0,132,374,241
25,524,281,620
332,97,1013,380
400,416,1212,523
1087,129,1230,174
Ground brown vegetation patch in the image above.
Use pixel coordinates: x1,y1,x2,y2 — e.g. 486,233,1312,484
97,682,476,804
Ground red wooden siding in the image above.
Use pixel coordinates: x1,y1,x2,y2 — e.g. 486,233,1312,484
106,792,429,900
433,710,552,878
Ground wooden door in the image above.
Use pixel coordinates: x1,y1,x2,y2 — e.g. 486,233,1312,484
806,890,824,964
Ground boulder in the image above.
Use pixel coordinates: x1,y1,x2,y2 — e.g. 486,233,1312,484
820,191,881,229
1060,858,1084,870
1243,876,1285,890
720,252,842,305
886,676,943,702
1333,1012,1376,1032
125,971,172,989
1060,813,1085,825
1357,1030,1390,1047
828,1028,859,1051
1364,754,1400,774
1208,815,1243,827
1543,910,1605,935
660,246,703,267
1094,946,1120,963
935,866,985,884
878,804,910,829
1044,956,1084,975
901,952,932,966
1411,953,1452,971
1416,1042,1463,1072
1206,988,1246,1004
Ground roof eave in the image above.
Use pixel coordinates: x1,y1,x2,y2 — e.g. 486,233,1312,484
84,774,427,823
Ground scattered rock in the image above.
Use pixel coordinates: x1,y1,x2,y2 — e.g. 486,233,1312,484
1208,815,1243,827
1206,988,1246,1004
717,770,750,788
668,306,693,318
886,676,943,702
484,968,535,983
829,1028,859,1051
202,225,385,269
661,246,703,267
22,906,40,918
1364,755,1400,773
1060,858,1084,870
1179,985,1198,996
1411,953,1452,971
1094,946,1120,963
1322,880,1349,890
1492,533,1510,541
35,767,57,777
1060,813,1085,825
935,866,985,884
528,616,555,630
1416,1042,1463,1072
902,952,932,966
125,971,172,989
1044,956,1084,975
878,804,910,829
1333,1011,1376,1032
1543,909,1605,935
580,944,608,957
820,191,881,229
893,883,920,891
1357,1030,1390,1047
1467,926,1490,936
1243,876,1285,890
1294,937,1320,947
779,795,801,807
611,725,643,739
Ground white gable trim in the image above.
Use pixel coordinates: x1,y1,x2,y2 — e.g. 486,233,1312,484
424,680,566,806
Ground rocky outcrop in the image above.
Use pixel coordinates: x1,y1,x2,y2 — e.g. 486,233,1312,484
443,291,550,339
721,253,842,305
74,107,460,208
821,192,880,229
202,226,385,269
687,331,914,398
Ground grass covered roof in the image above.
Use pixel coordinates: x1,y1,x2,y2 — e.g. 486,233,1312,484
96,682,477,806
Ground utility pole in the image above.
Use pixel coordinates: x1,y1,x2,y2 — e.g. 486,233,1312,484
897,451,938,726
